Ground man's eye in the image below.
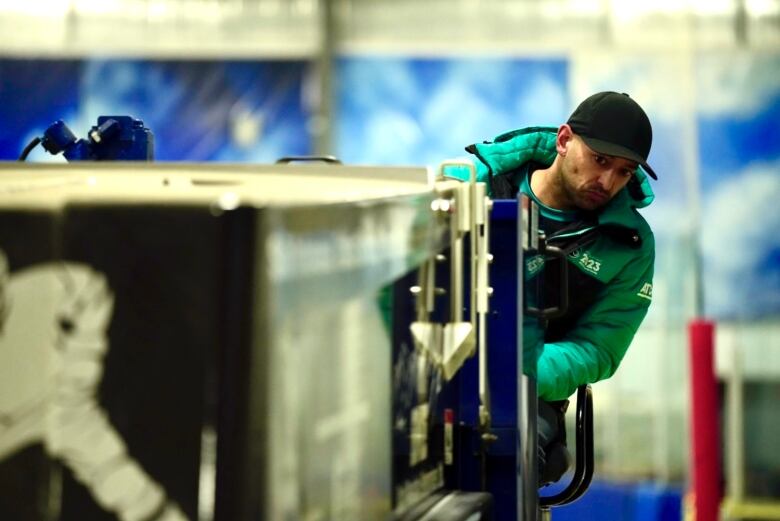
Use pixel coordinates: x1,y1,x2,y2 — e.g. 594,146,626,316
594,155,607,165
622,169,634,177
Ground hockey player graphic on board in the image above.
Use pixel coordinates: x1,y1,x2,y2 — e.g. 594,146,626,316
0,249,188,521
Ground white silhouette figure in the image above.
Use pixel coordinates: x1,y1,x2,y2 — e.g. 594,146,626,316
0,249,188,521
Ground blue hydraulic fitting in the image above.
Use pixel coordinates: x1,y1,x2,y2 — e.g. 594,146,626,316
41,120,79,155
22,116,154,162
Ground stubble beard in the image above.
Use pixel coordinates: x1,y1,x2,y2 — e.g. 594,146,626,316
557,163,587,211
558,162,609,212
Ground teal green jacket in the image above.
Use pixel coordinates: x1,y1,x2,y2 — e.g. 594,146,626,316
446,127,655,400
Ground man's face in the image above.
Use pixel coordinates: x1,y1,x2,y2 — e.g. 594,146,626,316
557,134,637,211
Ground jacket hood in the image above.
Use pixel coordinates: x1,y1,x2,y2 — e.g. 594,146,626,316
463,126,655,210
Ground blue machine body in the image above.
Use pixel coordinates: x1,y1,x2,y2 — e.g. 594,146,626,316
388,199,523,519
452,199,523,519
41,116,154,161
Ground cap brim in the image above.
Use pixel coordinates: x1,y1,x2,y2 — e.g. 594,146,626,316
579,135,658,180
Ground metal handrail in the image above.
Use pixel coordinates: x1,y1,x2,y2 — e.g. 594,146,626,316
539,384,594,508
275,155,342,164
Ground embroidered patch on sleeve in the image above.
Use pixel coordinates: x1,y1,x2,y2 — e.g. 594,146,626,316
637,282,653,301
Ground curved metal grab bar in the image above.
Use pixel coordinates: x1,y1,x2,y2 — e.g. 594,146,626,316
275,155,342,164
539,384,594,508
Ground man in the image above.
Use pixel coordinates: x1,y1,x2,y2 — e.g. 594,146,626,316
448,91,656,484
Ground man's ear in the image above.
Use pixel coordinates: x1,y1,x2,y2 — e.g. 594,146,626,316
556,124,574,156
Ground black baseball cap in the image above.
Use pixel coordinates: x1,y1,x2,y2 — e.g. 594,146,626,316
567,91,657,180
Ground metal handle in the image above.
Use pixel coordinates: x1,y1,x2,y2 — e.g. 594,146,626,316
275,155,342,164
539,384,594,508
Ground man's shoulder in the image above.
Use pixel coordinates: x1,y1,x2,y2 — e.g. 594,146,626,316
630,208,655,252
599,192,655,249
468,127,557,177
570,209,653,282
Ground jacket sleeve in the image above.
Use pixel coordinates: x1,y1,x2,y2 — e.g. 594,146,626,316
535,235,655,401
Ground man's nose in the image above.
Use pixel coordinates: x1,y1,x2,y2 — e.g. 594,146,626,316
597,170,620,193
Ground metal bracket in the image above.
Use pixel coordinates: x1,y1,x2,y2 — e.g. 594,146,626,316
410,160,492,388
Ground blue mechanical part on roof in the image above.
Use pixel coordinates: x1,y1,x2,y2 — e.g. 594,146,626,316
38,116,154,161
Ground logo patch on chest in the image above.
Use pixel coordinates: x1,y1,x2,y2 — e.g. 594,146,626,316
576,251,603,275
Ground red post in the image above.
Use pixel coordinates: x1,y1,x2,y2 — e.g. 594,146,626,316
688,319,721,521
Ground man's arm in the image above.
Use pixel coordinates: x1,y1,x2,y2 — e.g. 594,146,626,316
535,236,655,401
